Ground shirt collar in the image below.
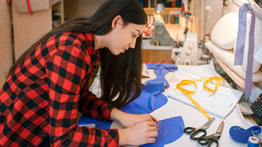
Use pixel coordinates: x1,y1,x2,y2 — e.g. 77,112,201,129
84,33,100,65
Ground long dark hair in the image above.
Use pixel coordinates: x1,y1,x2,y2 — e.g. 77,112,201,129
7,0,147,108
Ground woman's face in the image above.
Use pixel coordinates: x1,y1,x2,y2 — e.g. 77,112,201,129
107,16,145,55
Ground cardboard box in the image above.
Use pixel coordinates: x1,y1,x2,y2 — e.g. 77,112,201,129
12,0,50,14
12,2,52,60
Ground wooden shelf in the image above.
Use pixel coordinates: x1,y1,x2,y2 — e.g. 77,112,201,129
144,7,181,25
142,49,173,63
52,0,64,27
144,7,181,15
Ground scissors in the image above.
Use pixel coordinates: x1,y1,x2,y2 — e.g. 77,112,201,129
184,117,215,140
197,120,224,147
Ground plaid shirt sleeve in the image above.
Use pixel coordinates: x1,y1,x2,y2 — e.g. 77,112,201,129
46,44,119,146
78,90,116,121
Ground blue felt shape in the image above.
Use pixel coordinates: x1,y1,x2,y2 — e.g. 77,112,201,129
247,126,261,134
229,126,262,143
121,90,167,114
122,63,177,114
145,63,178,92
142,116,185,147
77,115,113,129
146,63,178,71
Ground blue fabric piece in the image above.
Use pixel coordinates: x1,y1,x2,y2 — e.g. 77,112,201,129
142,116,185,147
145,63,178,92
121,89,167,114
77,116,112,129
77,63,184,146
234,3,256,98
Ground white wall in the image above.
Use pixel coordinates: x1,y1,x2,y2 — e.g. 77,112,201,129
64,0,107,20
0,1,13,87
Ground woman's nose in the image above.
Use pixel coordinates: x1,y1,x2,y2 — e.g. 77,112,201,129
129,39,136,49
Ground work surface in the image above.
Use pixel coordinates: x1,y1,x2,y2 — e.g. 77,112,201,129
143,63,249,146
143,63,250,146
88,63,254,146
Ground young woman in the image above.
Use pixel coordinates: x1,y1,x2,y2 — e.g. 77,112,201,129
0,0,158,146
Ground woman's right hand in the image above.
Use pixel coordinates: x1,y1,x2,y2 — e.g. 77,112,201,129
118,120,158,146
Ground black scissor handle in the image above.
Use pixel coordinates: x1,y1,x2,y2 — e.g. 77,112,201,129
198,137,219,147
184,127,196,134
197,136,209,145
190,129,207,140
206,138,219,147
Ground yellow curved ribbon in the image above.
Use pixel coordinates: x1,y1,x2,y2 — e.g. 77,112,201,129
176,76,224,119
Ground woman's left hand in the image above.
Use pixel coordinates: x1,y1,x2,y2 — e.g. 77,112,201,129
120,113,158,128
111,108,158,128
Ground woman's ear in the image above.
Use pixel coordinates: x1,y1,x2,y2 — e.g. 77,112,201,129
112,15,123,29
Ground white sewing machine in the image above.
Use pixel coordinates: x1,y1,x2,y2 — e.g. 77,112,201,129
175,32,200,65
150,14,176,47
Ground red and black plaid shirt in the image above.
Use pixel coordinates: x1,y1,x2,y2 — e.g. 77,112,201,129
0,32,119,146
